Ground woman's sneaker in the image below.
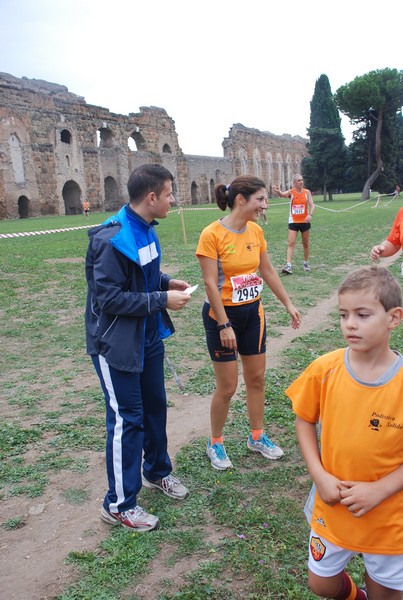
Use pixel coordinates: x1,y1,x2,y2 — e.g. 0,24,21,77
282,264,292,274
206,440,233,470
247,434,284,460
142,474,189,500
100,505,159,531
303,261,311,272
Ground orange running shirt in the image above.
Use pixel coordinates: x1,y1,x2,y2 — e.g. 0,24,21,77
288,188,309,224
286,348,403,554
387,207,403,250
196,219,267,307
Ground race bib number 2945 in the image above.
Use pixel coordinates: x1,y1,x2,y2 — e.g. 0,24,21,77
230,273,263,303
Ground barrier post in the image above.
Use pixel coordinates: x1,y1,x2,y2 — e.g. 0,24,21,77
179,207,187,245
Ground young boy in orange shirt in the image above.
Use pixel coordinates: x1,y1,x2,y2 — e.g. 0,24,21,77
286,266,403,599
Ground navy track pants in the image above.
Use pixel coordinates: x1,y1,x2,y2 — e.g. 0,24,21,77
92,342,172,513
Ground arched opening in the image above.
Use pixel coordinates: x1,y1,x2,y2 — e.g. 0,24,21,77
104,176,120,212
60,129,72,144
18,195,30,218
97,127,114,148
62,180,82,215
129,129,147,151
128,137,137,151
191,181,199,205
162,143,172,154
65,155,70,167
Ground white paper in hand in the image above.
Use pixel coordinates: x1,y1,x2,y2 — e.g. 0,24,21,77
184,284,199,295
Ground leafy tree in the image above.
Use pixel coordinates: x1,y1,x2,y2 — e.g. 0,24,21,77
336,68,403,200
347,111,401,193
304,74,347,201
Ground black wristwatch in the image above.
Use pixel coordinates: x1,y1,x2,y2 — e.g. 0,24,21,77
217,321,232,331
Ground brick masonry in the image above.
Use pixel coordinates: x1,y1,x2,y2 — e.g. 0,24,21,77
0,72,308,219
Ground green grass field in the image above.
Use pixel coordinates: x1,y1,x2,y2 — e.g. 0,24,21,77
1,193,402,599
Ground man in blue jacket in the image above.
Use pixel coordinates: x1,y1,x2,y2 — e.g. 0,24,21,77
85,163,191,531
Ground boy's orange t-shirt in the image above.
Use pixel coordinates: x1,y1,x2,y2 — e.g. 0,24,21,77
286,348,403,554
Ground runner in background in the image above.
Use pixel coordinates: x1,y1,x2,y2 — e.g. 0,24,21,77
273,174,315,274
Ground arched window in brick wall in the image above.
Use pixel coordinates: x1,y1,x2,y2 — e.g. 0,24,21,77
60,129,72,144
129,128,147,151
97,127,115,148
162,143,172,153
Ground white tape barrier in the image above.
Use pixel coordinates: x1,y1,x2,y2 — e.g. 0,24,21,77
0,224,98,239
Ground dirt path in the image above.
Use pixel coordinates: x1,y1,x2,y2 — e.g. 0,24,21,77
1,257,399,599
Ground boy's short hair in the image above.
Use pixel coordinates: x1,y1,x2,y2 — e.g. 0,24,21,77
127,163,174,203
338,266,402,311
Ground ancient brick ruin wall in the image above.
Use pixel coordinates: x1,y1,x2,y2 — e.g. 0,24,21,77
223,124,308,195
0,72,307,219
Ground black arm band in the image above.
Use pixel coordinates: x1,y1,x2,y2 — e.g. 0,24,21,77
217,321,232,331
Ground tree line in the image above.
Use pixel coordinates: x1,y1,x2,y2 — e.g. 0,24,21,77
302,69,403,201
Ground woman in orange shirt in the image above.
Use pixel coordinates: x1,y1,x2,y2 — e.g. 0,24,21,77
196,175,300,470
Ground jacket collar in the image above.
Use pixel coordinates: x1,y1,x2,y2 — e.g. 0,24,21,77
102,204,158,264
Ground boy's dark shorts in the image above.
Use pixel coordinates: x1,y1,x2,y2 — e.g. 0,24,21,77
289,222,311,233
202,300,266,362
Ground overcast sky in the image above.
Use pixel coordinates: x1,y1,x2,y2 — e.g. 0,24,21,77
1,0,401,156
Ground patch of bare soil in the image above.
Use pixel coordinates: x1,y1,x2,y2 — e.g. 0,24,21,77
1,256,400,600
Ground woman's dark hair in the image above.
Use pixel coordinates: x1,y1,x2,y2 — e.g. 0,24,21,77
127,163,174,203
214,176,266,211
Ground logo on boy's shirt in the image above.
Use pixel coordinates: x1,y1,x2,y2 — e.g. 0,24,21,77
310,536,326,561
368,411,403,430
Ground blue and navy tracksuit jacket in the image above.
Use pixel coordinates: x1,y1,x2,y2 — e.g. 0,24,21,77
85,203,174,372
